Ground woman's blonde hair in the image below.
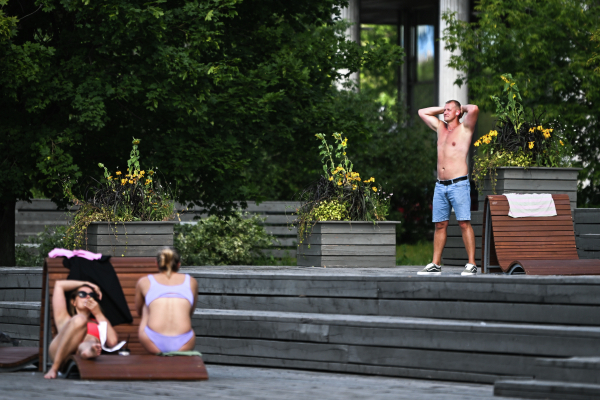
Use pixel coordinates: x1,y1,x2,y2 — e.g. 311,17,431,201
157,247,180,278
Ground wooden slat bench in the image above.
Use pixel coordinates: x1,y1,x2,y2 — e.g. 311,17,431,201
0,347,38,372
482,194,600,275
40,257,208,380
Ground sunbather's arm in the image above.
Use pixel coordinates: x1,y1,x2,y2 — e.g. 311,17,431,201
190,277,198,318
53,280,102,330
134,277,148,317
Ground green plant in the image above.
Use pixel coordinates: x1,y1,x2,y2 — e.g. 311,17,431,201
15,225,67,266
311,199,349,221
174,212,276,266
295,133,393,243
472,74,572,194
396,241,433,266
63,138,175,249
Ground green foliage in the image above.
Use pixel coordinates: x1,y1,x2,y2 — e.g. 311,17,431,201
442,0,600,206
15,225,67,266
174,212,275,266
0,0,403,211
360,24,398,107
396,241,433,266
311,199,349,221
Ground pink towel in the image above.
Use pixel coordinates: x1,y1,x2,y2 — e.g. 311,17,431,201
504,193,557,218
48,248,103,261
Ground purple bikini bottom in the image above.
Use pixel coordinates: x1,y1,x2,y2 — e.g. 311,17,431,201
144,326,194,353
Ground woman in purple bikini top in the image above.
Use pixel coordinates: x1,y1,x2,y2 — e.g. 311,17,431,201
135,247,198,354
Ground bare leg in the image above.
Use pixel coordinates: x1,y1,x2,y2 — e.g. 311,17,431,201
138,305,161,354
458,220,477,265
44,314,87,379
432,220,449,265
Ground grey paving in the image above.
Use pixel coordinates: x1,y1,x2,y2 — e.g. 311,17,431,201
0,365,522,400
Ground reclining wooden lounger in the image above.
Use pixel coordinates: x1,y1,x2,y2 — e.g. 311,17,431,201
0,347,39,372
40,257,208,380
481,194,600,275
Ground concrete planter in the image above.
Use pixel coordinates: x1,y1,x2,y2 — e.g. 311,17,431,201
296,221,399,268
477,167,580,210
86,221,176,257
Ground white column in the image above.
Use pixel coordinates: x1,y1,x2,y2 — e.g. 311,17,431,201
438,0,469,106
337,0,360,88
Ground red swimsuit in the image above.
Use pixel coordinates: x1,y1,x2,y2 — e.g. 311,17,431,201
87,319,100,340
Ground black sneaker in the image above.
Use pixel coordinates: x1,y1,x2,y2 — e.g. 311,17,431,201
461,263,477,276
417,263,442,275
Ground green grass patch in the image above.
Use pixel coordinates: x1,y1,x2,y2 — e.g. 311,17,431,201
396,241,433,266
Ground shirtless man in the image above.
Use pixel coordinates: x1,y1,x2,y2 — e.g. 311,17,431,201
417,100,479,276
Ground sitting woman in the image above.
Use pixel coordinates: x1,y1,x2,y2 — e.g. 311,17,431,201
44,281,119,379
135,247,198,354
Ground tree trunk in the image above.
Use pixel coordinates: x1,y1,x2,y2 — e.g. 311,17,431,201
0,201,16,266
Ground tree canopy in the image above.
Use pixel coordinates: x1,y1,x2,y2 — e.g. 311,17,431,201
443,0,600,207
0,0,405,264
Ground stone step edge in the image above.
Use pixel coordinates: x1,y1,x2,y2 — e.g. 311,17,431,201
193,309,600,338
536,356,600,369
494,379,600,399
2,303,599,339
5,266,600,285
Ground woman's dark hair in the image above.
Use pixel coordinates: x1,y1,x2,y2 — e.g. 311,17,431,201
157,247,180,278
68,284,96,317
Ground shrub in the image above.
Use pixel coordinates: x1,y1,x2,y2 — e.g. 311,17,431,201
174,212,276,266
15,225,67,266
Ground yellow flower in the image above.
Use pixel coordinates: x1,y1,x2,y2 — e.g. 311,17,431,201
489,130,498,137
474,141,480,147
513,94,516,99
528,141,534,149
529,127,535,133
129,179,134,184
352,185,357,190
121,178,126,185
501,76,510,83
560,140,564,146
537,125,543,130
510,82,515,87
337,181,342,186
149,170,155,176
343,152,346,155
107,176,112,180
116,171,122,175
328,176,333,181
543,130,551,139
140,171,145,176
372,187,377,192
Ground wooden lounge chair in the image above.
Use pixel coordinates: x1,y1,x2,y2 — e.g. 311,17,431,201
482,194,600,275
0,347,39,372
40,257,208,380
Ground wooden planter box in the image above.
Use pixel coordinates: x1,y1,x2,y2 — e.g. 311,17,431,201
296,221,399,268
86,221,176,257
477,167,580,210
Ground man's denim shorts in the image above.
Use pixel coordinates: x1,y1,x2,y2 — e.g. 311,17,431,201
432,177,471,223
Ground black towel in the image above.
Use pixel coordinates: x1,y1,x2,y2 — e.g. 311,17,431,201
63,256,133,325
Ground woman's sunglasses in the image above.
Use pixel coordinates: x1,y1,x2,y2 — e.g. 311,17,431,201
77,291,97,300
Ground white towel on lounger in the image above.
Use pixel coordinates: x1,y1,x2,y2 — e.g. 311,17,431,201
504,193,557,218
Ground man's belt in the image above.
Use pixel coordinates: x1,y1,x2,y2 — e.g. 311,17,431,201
437,176,468,186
